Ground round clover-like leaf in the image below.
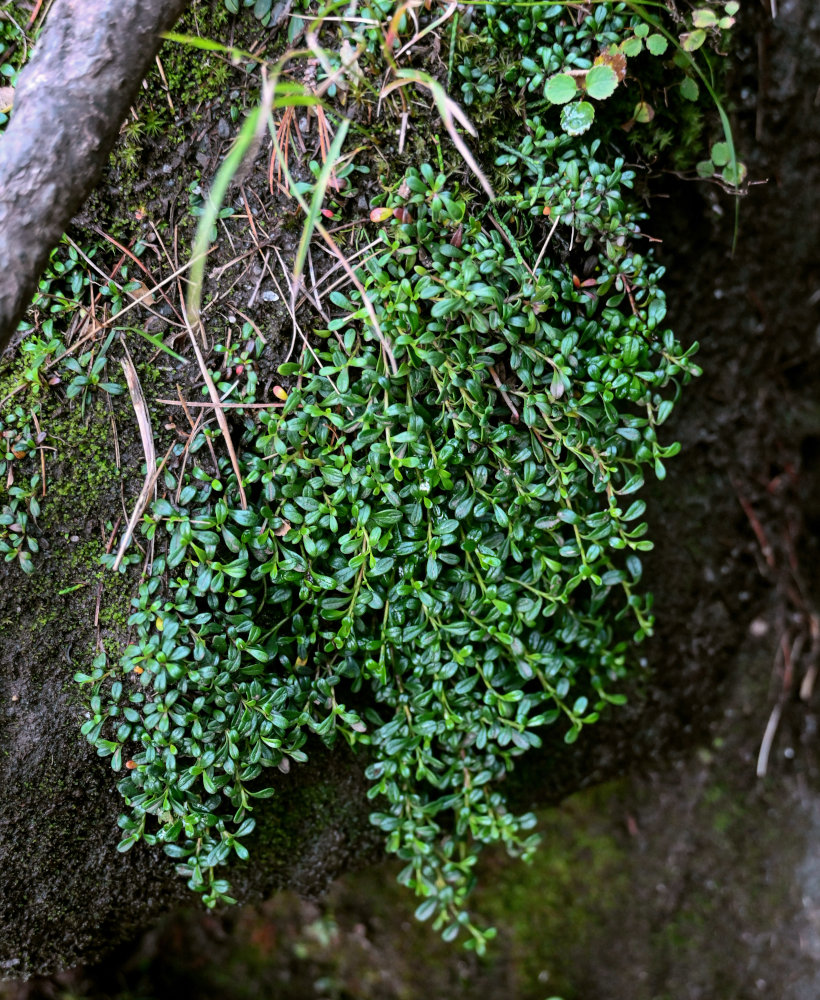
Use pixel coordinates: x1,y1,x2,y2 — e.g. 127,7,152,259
620,35,643,57
710,141,731,167
680,75,699,101
560,101,595,136
680,28,706,51
634,101,655,124
545,73,578,105
646,33,668,56
721,161,747,186
585,64,619,101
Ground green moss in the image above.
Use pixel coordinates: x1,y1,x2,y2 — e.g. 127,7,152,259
85,0,261,239
42,405,122,556
470,785,629,997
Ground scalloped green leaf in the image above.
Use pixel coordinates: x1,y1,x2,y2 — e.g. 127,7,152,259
710,141,731,166
646,33,668,56
560,101,595,136
545,73,578,105
680,75,700,101
721,161,747,186
585,64,619,101
620,36,643,57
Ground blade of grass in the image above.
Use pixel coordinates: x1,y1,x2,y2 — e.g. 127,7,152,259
186,74,324,334
161,31,259,65
183,78,285,510
267,109,398,376
186,98,268,335
382,69,494,200
117,326,187,363
292,117,350,294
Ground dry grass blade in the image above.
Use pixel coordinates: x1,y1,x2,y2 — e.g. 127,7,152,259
158,398,284,409
63,235,184,331
89,226,183,323
112,445,174,573
120,343,156,472
315,228,398,375
382,69,495,200
271,246,310,368
267,114,398,376
756,698,783,778
395,1,457,59
183,307,249,510
533,214,561,273
112,349,158,572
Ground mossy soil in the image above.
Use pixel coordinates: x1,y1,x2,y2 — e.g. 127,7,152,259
3,0,820,994
0,2,384,976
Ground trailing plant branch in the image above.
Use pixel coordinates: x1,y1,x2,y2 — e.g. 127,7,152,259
69,0,739,953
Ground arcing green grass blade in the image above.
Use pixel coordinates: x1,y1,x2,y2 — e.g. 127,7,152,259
117,326,187,363
186,74,325,329
161,31,258,65
292,117,350,293
267,109,397,374
186,98,266,328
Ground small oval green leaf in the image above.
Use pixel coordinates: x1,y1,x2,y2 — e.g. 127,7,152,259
680,29,706,51
692,8,719,28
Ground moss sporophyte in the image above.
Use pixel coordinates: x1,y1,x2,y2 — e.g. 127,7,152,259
70,1,736,952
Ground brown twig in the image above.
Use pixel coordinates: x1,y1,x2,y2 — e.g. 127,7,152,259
157,398,284,409
488,365,520,423
30,410,47,498
731,477,776,569
182,305,248,510
112,348,158,571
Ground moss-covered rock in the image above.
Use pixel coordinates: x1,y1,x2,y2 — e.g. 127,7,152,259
5,0,817,983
